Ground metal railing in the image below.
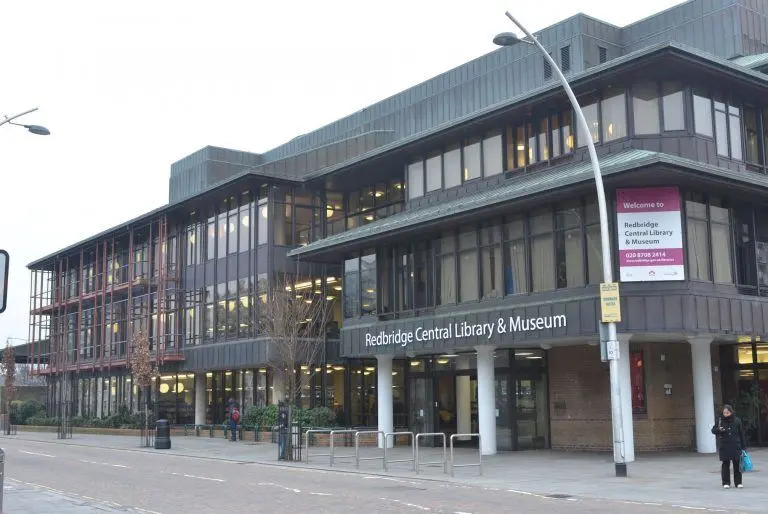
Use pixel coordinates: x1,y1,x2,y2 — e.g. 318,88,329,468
384,431,415,471
304,429,333,463
329,430,358,466
415,432,447,474
449,433,482,477
354,430,385,470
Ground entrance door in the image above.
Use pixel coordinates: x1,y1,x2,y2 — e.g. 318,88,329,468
408,377,435,435
515,373,549,450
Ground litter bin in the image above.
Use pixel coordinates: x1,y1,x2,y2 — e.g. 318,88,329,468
155,419,171,450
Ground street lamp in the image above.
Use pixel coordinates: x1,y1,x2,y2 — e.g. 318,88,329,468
495,11,628,477
1,107,50,136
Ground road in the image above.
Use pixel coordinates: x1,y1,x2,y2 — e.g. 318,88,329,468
0,438,738,513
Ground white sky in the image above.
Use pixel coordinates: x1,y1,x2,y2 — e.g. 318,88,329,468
0,0,684,346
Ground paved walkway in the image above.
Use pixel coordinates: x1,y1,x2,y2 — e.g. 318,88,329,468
2,430,767,513
3,478,148,513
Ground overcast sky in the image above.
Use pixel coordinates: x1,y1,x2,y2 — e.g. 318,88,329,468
0,0,684,346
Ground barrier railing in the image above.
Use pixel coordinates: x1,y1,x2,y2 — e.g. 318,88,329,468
304,429,333,463
384,431,415,472
354,430,386,469
415,432,447,474
329,430,358,466
449,433,482,477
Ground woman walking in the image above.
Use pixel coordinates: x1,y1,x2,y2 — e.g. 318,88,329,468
711,404,746,489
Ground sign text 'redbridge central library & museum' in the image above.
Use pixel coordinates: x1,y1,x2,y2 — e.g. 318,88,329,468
364,314,567,348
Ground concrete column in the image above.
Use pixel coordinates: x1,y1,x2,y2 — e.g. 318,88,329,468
689,337,717,454
194,373,206,425
617,335,635,463
475,345,497,455
272,371,285,404
376,355,394,448
456,355,472,440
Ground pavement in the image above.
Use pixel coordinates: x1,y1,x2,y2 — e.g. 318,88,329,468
0,430,765,513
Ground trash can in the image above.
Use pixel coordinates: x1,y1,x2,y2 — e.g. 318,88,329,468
155,420,171,450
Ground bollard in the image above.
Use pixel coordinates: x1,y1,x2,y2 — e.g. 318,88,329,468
155,420,171,449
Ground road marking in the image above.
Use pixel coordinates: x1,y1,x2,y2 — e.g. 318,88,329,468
112,464,129,468
381,498,431,511
309,492,332,496
257,482,301,493
19,450,55,458
169,472,225,482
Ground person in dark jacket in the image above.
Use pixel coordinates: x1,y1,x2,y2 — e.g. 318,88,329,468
711,404,746,489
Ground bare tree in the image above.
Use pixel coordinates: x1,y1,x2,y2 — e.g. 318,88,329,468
1,342,17,434
129,330,156,447
262,274,332,459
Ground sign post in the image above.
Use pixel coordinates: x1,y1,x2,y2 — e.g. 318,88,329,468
0,250,8,314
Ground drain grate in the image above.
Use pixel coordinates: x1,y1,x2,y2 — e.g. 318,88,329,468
546,494,573,499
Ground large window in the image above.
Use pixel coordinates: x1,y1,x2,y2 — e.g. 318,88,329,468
685,194,711,281
343,257,360,318
504,215,528,295
482,131,503,177
632,82,660,135
601,89,627,142
463,138,482,182
530,209,555,292
577,101,599,147
693,90,713,137
745,107,761,165
458,226,479,303
585,198,604,285
555,201,584,288
436,232,456,305
444,144,462,189
426,154,442,192
408,161,424,200
481,224,503,299
710,198,733,284
257,199,268,245
662,82,685,131
360,252,377,315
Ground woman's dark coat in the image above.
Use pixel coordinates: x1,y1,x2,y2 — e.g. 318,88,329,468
711,415,746,461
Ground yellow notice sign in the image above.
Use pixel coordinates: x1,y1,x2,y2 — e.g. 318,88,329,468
600,282,621,323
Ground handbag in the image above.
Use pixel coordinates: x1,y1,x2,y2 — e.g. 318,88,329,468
741,450,753,472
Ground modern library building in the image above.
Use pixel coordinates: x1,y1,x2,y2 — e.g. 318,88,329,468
25,0,768,456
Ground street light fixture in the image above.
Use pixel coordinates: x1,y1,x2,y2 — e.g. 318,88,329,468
1,107,51,136
494,11,628,477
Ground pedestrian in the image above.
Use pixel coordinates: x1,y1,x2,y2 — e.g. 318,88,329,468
711,404,746,489
229,402,240,442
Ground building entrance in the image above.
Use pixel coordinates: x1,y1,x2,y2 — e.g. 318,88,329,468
404,349,550,451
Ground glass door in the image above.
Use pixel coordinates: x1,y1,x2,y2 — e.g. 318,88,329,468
495,374,513,451
515,373,549,449
408,377,435,436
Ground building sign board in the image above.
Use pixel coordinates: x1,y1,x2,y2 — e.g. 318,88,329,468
364,314,567,349
616,187,684,282
599,282,621,323
0,250,8,314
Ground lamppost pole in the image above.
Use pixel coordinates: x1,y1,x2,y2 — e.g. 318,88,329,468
497,11,627,476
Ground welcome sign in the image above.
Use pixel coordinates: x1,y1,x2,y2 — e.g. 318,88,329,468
364,314,567,349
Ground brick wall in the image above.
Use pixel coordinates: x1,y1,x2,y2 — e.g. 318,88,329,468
549,343,695,451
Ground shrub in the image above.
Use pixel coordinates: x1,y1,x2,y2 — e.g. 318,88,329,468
243,405,278,429
10,400,45,425
308,406,337,428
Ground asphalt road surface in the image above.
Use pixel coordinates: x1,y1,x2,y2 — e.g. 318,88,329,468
0,438,737,513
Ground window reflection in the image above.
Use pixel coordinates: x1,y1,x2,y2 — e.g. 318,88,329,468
662,82,684,131
601,89,627,142
463,138,481,182
578,101,599,147
633,82,660,135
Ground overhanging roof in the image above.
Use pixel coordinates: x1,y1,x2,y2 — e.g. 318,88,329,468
292,42,768,183
731,53,768,70
288,149,768,260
